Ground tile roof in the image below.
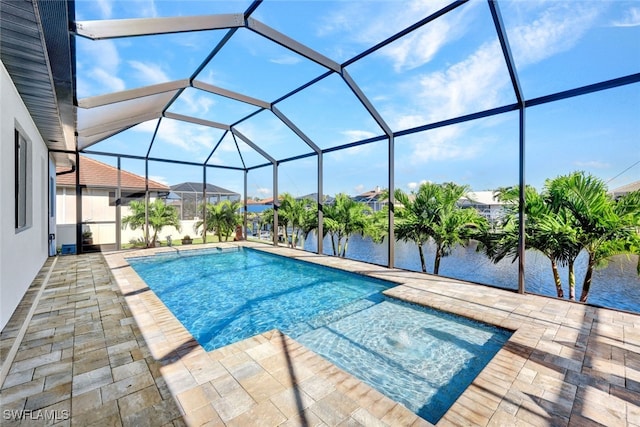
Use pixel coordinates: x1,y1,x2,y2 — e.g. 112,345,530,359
56,156,169,191
611,180,640,195
170,182,238,195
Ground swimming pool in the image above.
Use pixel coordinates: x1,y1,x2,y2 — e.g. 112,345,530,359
127,247,511,423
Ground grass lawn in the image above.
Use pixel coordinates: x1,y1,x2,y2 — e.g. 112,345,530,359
122,234,234,249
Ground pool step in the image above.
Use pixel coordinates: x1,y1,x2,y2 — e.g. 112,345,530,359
292,293,385,337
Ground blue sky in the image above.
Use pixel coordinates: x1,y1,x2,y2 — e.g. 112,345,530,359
74,0,640,199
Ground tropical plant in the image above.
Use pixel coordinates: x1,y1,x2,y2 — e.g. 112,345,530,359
490,172,640,302
547,172,640,302
394,182,488,274
278,193,309,248
260,207,275,241
491,186,582,299
122,198,181,247
195,200,242,242
323,193,373,257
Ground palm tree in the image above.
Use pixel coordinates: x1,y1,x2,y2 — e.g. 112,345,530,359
490,173,640,302
323,193,372,257
548,172,640,302
122,198,181,247
195,200,242,242
394,187,432,273
260,207,274,241
492,186,582,299
395,182,488,274
279,193,308,248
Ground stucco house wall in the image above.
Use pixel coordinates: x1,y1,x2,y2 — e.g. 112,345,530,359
0,61,53,330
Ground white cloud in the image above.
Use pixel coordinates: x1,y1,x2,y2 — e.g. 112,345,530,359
132,119,159,133
387,1,606,164
508,2,602,66
256,187,271,196
381,17,453,72
87,68,125,93
96,0,112,19
408,125,481,165
612,7,640,27
155,119,218,154
132,0,157,18
407,180,429,190
574,160,611,169
148,175,168,186
354,184,365,193
270,56,302,65
386,40,508,130
417,41,506,122
76,39,125,96
341,130,377,141
128,61,170,85
177,90,216,116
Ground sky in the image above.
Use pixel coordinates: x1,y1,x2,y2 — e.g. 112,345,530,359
74,0,640,199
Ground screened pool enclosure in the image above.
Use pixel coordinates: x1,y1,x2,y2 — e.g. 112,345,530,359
25,0,640,298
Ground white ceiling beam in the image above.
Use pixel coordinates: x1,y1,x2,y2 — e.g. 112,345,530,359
77,79,189,108
164,112,230,131
271,106,321,154
246,18,341,73
78,110,161,139
75,14,244,40
193,80,271,109
231,128,276,164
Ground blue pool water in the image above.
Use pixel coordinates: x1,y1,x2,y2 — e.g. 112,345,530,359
128,247,512,423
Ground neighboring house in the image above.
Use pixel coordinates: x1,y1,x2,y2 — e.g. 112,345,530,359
353,186,387,211
611,180,640,199
246,197,274,213
297,193,335,205
457,191,506,225
56,156,170,250
169,182,240,220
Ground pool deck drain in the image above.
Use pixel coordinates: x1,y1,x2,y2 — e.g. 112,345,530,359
0,241,638,426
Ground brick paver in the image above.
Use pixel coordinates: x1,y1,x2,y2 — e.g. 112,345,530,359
1,242,639,426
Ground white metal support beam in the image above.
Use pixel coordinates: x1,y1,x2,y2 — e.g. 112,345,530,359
74,14,244,39
231,128,276,164
246,18,341,73
164,112,230,131
271,106,321,154
193,80,271,109
78,110,161,140
77,80,189,108
341,69,392,136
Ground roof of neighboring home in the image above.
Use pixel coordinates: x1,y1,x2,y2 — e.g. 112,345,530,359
170,182,239,195
56,156,169,191
253,197,274,205
611,180,640,195
459,191,505,206
353,187,385,202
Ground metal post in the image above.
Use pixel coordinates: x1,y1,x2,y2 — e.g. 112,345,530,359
75,151,82,253
144,159,149,246
317,152,323,255
388,135,395,269
203,167,207,244
244,170,248,240
517,108,526,294
273,162,278,246
489,0,526,294
116,157,121,250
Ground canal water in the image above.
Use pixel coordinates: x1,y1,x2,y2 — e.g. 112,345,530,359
302,234,640,313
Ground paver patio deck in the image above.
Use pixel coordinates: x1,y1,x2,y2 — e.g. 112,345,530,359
1,241,639,426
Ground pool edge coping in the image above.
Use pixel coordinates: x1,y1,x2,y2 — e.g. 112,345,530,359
104,241,637,426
